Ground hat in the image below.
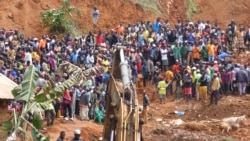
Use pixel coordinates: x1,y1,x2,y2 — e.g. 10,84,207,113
33,38,38,41
74,129,81,135
192,67,197,70
159,75,164,80
214,61,218,64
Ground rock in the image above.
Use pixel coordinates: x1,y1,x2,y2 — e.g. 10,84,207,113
185,121,206,131
40,3,50,10
156,118,162,122
33,0,41,3
15,2,24,10
198,114,201,118
163,124,170,127
7,13,14,19
170,119,185,126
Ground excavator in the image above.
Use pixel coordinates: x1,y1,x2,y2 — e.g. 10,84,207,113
102,46,144,141
54,46,143,141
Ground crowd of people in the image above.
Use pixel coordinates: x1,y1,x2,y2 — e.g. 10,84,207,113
2,9,250,140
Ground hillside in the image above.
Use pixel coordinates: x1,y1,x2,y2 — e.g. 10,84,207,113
1,0,249,37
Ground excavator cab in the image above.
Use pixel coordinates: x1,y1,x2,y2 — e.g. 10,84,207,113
102,46,144,141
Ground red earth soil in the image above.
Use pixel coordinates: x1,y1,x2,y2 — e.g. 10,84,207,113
1,0,250,140
1,0,250,37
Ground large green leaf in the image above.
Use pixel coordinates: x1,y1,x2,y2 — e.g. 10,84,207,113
31,128,49,141
1,120,12,132
34,62,103,103
14,66,39,102
12,85,22,97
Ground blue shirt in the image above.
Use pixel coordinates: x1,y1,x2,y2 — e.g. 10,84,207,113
153,22,161,33
75,89,81,101
218,52,231,59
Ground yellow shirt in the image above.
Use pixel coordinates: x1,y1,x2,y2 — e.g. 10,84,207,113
143,30,149,40
157,80,167,95
102,59,109,73
207,44,215,55
211,77,220,91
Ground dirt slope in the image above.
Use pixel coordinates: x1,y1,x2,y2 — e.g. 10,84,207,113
0,0,184,37
192,0,250,28
1,0,249,37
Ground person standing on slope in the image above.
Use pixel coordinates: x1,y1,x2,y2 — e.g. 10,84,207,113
92,7,100,28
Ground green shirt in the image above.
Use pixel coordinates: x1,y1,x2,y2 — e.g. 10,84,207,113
180,46,188,57
173,46,181,59
201,48,208,59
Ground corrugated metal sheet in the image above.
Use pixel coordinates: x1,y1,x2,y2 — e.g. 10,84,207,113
0,74,17,99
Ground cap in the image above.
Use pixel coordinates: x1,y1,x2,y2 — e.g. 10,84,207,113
159,75,164,80
192,67,197,70
74,129,81,135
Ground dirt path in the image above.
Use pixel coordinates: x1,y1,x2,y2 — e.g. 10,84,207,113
45,118,103,141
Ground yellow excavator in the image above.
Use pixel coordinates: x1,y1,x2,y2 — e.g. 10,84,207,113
102,46,144,141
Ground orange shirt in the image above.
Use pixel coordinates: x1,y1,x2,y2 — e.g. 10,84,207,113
38,39,46,49
192,46,200,59
206,44,215,55
116,25,124,35
165,70,174,82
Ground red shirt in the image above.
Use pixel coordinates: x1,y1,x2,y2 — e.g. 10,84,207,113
63,90,71,104
96,35,104,45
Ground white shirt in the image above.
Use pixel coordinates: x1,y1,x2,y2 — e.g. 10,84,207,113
198,23,205,31
160,48,168,60
24,52,32,64
86,54,94,64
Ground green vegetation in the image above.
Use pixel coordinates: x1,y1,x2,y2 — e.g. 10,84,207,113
40,0,81,36
1,62,103,141
186,0,198,20
222,137,233,141
130,0,162,15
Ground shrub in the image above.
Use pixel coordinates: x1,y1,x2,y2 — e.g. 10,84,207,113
130,0,162,15
186,0,198,20
40,0,81,36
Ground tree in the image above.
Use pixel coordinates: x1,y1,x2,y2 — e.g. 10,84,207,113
1,62,103,141
40,0,81,35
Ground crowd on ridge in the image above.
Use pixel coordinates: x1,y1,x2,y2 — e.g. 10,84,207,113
2,14,250,140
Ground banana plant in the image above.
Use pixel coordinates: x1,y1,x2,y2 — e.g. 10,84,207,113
2,62,103,141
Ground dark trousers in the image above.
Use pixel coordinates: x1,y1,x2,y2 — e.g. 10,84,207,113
45,109,55,126
63,103,72,118
210,90,219,105
75,100,80,116
53,102,60,118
